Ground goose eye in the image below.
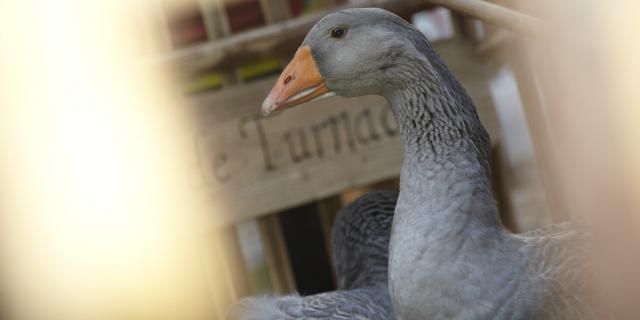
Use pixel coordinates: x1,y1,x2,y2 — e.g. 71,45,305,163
330,26,346,39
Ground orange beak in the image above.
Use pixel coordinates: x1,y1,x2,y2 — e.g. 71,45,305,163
261,46,333,116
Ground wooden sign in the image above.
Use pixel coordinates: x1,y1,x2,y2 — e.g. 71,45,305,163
188,39,500,226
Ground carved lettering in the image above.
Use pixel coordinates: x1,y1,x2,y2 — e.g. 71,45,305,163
283,128,312,163
313,112,357,156
340,111,357,152
239,114,276,171
195,105,399,187
311,123,326,158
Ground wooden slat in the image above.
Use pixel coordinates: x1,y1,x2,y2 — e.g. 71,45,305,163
143,0,432,75
426,0,545,37
509,41,568,222
198,0,232,39
257,214,297,294
190,38,500,226
252,0,297,296
316,195,343,286
144,0,545,76
476,29,512,55
200,227,259,316
200,232,238,319
490,142,518,231
198,0,241,88
219,227,252,297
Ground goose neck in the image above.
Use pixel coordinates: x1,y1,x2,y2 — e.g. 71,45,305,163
384,57,500,228
383,54,491,165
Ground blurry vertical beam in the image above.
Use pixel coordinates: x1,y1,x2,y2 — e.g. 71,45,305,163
200,228,252,318
198,0,232,39
258,214,297,294
198,0,239,86
491,143,518,231
509,41,568,222
254,1,297,294
194,0,248,310
219,227,252,296
134,0,173,54
259,0,295,69
197,0,246,297
517,1,640,315
591,1,640,314
199,235,228,319
505,0,566,223
451,11,483,43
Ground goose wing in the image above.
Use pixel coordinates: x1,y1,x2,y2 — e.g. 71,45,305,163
226,286,393,320
331,190,397,289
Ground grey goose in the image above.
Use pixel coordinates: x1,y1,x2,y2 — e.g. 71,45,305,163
261,8,597,320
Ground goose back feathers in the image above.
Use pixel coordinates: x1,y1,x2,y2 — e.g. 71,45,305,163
226,191,398,320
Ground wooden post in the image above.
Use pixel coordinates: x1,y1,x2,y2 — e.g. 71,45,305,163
200,231,242,319
258,214,297,294
509,41,568,222
143,0,435,75
198,0,232,39
218,227,252,297
316,196,343,286
198,0,238,87
490,142,519,231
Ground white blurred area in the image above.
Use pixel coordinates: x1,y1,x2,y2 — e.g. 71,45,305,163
411,7,455,42
0,0,216,319
510,0,640,316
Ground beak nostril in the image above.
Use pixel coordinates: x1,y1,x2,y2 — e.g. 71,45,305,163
284,75,293,85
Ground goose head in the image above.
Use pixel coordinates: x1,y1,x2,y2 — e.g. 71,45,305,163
262,8,429,115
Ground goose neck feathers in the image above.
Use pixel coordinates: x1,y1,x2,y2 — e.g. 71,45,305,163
382,44,492,165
